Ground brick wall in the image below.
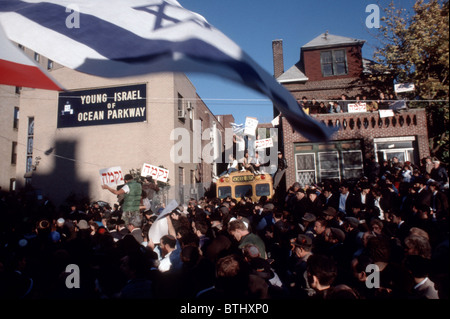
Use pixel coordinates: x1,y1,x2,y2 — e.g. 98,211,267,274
302,45,363,81
272,40,284,78
283,77,367,101
281,109,430,188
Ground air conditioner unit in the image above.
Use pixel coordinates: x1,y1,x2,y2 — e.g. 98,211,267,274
177,107,185,119
186,101,193,111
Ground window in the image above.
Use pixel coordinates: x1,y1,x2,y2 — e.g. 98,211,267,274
10,178,16,192
11,142,17,165
177,93,185,120
318,151,340,181
295,153,316,186
34,52,40,62
235,185,253,199
320,49,347,77
47,59,53,70
178,166,185,203
218,186,231,199
26,117,35,183
342,150,364,180
190,169,195,186
374,136,417,164
13,107,19,129
256,183,271,197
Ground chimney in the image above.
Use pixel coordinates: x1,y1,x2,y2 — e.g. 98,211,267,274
272,39,284,79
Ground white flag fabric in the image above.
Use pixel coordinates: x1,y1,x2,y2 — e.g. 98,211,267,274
0,25,62,90
0,0,336,141
230,122,244,136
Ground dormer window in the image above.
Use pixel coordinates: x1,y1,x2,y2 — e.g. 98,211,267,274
320,49,347,76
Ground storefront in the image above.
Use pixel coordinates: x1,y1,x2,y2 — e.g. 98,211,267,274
294,139,364,186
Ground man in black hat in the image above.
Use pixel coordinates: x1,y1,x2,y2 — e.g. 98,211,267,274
289,234,315,298
412,177,432,207
322,206,340,229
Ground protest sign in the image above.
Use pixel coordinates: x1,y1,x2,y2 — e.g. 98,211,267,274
99,166,124,187
348,103,367,113
244,117,258,136
141,163,169,182
255,137,274,149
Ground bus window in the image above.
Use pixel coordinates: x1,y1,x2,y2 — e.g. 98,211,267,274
218,186,231,199
255,183,271,197
235,185,252,199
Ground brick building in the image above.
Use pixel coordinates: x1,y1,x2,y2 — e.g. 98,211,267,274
273,32,431,188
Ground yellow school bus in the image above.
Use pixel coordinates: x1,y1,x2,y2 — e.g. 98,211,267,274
216,170,273,202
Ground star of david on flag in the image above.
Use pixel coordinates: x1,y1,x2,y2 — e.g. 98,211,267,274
0,0,336,142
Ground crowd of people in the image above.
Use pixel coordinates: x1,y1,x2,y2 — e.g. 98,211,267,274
0,155,448,300
299,91,402,114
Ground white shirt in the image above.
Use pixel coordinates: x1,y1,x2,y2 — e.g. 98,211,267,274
158,251,173,272
228,159,238,169
339,192,349,213
121,184,130,194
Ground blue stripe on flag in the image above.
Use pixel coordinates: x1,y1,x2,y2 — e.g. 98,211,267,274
0,0,337,142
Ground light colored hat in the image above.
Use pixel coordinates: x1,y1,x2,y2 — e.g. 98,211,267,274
77,220,89,230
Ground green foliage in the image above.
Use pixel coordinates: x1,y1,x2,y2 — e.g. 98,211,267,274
371,0,449,162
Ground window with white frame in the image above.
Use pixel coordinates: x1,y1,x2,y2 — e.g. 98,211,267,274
295,153,316,186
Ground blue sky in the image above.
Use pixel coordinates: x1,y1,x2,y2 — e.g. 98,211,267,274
179,0,416,125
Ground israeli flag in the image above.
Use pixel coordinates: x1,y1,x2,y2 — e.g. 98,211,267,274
0,0,336,141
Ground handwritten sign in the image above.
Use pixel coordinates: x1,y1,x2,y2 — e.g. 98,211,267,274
141,163,169,182
348,103,367,113
255,137,274,149
244,117,258,136
99,166,124,187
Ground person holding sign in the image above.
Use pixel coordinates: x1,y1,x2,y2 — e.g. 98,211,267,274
102,174,142,225
273,151,288,190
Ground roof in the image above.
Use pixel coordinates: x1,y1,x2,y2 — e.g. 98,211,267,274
302,32,365,50
277,63,308,83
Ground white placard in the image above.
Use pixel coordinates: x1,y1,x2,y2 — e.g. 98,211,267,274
255,137,274,149
99,166,124,187
394,83,415,93
348,103,367,113
141,163,169,182
379,109,395,118
244,117,258,136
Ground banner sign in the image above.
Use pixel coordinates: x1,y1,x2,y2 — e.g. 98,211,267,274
99,166,124,187
141,163,169,182
57,83,146,128
348,103,367,113
244,117,258,136
394,83,415,93
255,137,274,149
